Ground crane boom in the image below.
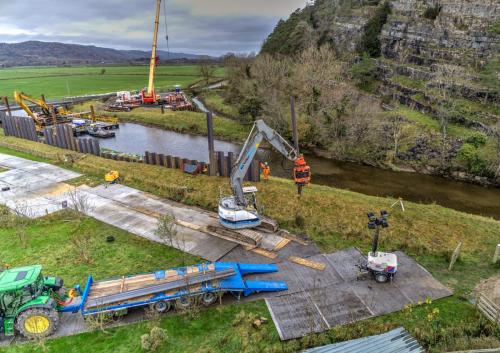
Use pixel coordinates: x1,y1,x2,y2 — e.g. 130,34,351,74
141,0,162,104
148,0,161,95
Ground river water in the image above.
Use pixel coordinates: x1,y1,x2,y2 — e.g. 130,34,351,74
85,122,500,219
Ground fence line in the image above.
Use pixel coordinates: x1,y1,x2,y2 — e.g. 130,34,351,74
475,292,500,324
143,151,260,182
42,124,100,156
2,115,39,142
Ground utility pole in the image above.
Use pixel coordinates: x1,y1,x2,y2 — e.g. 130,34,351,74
290,96,299,154
206,112,216,176
3,96,12,117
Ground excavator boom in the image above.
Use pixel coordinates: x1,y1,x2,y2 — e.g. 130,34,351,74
14,91,50,121
219,119,311,229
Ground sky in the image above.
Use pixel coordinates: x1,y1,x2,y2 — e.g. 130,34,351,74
0,0,308,56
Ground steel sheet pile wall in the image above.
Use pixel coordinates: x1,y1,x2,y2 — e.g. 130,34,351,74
143,151,260,182
43,124,100,156
2,115,39,142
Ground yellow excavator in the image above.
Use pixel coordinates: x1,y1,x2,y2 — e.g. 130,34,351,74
14,91,118,133
14,91,71,131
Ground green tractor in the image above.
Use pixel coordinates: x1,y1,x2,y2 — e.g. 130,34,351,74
0,265,65,339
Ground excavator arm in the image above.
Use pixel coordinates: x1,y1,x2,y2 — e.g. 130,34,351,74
13,91,50,121
230,119,310,207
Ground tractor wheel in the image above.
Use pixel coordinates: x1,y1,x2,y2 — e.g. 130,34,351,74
16,308,59,339
151,300,171,313
374,273,389,283
200,292,218,307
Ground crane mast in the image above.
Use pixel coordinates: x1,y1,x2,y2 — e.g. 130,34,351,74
142,0,162,104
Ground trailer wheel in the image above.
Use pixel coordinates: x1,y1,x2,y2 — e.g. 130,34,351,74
201,292,218,307
175,296,194,310
151,300,171,313
374,273,388,283
16,308,59,339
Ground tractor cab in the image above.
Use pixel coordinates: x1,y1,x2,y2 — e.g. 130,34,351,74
0,265,63,338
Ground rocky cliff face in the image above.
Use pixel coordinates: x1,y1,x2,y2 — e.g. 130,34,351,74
381,0,499,66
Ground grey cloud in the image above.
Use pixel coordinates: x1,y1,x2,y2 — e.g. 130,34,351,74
0,0,303,55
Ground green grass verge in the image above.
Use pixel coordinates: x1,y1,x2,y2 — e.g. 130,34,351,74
199,90,240,118
0,65,225,98
0,135,498,352
391,75,426,90
0,211,199,287
73,101,250,142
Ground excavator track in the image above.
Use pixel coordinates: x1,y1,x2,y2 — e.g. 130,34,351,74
206,225,262,248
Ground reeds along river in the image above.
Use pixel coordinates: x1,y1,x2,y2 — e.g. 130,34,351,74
84,122,500,220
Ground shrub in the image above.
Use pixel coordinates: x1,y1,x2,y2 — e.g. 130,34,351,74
238,97,263,121
357,1,391,57
141,326,167,352
349,54,378,92
465,132,487,148
423,5,441,20
457,143,488,175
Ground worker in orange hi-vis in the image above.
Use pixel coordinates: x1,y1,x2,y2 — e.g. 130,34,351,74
259,161,270,181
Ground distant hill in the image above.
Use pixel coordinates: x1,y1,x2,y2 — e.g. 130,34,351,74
0,41,213,67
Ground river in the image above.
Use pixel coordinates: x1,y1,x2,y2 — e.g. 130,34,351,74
84,122,500,219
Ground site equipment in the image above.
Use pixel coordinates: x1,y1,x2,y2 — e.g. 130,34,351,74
14,91,71,131
0,263,287,339
14,91,119,134
105,170,120,184
218,119,311,230
0,265,67,339
357,210,398,283
141,0,162,104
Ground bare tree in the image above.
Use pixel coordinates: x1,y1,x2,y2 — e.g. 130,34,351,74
198,57,216,86
386,115,408,161
433,64,460,168
155,212,177,247
65,187,94,215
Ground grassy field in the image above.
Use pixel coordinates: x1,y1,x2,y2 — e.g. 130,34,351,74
73,100,250,141
0,65,225,98
0,133,499,352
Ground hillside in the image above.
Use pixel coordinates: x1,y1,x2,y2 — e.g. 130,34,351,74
0,41,209,67
219,0,499,186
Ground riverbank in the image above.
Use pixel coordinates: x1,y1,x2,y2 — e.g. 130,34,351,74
208,91,500,187
0,133,499,352
73,100,250,142
73,96,500,188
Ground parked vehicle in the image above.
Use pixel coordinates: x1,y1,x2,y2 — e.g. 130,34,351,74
0,262,287,339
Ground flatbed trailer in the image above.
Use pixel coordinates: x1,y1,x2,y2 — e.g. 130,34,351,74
61,262,287,316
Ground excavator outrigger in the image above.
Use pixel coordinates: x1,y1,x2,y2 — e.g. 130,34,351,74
218,120,311,230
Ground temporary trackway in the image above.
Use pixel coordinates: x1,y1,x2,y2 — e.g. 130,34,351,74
0,153,452,343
